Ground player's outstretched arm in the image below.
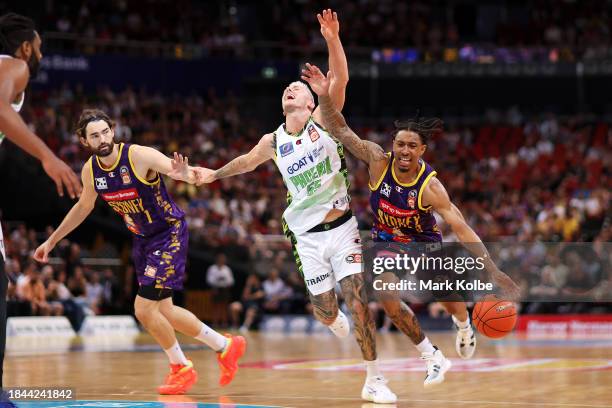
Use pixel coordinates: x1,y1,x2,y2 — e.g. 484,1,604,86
422,177,521,299
314,9,349,114
33,162,98,263
0,60,82,199
205,133,275,183
129,145,201,184
302,63,386,166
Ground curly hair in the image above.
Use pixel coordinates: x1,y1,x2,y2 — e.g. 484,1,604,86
392,115,444,145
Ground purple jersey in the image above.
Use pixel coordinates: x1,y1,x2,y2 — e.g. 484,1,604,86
90,143,185,237
90,143,187,290
369,154,442,242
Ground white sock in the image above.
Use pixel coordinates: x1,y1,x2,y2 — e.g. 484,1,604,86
194,323,227,352
453,315,470,329
365,359,381,380
416,337,436,354
164,341,189,365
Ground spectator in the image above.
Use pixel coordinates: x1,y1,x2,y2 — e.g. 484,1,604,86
206,253,235,326
47,269,86,331
229,273,265,332
85,271,104,314
20,262,59,316
262,268,292,315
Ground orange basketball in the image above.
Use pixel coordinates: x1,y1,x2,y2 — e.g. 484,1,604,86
472,295,517,339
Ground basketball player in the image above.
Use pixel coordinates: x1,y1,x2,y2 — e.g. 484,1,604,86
33,109,246,395
189,10,396,403
301,63,521,373
0,13,81,404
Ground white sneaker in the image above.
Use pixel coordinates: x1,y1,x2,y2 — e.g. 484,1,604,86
361,376,397,404
452,315,476,359
421,347,452,387
328,309,350,338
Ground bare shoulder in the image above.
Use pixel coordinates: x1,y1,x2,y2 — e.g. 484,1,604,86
0,57,28,77
80,159,94,185
422,176,449,207
258,133,276,155
128,143,153,160
260,132,275,144
427,176,446,193
0,58,29,96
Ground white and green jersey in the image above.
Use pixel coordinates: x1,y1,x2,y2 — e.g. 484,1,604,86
0,55,25,146
274,117,351,235
0,55,24,259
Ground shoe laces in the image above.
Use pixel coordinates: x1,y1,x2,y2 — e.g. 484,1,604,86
367,375,389,386
421,351,442,375
458,326,474,341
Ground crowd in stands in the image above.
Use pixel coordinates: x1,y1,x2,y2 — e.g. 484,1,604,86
3,83,610,327
4,223,130,330
5,1,612,59
19,86,611,247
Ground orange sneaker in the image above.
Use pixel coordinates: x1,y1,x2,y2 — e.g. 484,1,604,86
157,360,198,395
217,335,246,386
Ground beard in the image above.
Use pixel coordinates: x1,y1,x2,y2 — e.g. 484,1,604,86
27,53,40,78
95,141,115,157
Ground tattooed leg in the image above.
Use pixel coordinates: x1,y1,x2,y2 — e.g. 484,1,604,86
382,300,426,344
308,289,339,326
340,273,377,361
376,272,426,345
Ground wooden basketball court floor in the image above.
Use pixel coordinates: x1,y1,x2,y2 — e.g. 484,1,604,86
5,330,612,408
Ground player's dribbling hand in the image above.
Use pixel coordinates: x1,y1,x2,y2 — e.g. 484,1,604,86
317,9,340,41
41,154,82,199
301,63,331,96
492,269,522,301
33,241,53,263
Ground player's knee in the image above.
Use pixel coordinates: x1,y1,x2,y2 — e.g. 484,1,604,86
134,304,156,325
381,300,401,320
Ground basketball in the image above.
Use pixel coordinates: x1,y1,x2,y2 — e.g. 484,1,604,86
472,295,518,339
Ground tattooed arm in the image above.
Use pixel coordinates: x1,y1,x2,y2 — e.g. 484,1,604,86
196,133,275,184
318,93,386,165
301,63,388,174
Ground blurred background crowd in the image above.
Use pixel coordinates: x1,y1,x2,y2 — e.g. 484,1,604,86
0,0,610,331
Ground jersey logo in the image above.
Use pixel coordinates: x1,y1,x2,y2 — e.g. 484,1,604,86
379,199,418,218
345,253,362,264
395,186,403,193
307,124,320,142
144,265,157,278
381,182,391,197
120,165,131,185
408,189,417,209
101,188,139,202
108,172,115,177
95,177,108,190
280,142,294,157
